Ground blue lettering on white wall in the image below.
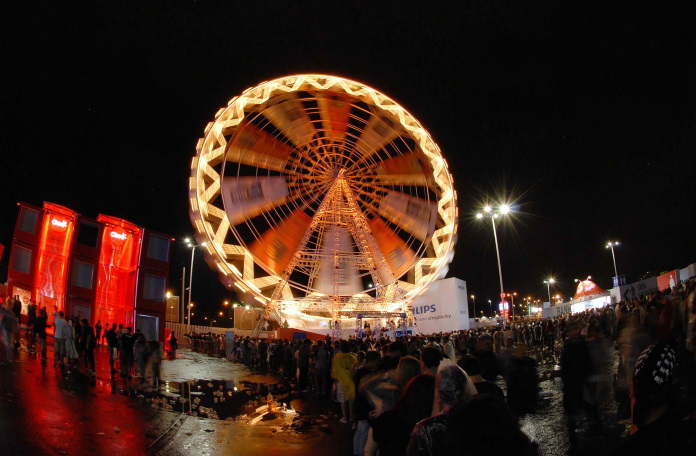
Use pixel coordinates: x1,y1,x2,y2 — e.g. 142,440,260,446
413,305,437,314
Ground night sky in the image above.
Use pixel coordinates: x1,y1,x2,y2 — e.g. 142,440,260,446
2,1,695,317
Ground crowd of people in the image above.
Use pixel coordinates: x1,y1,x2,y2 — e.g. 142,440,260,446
185,331,226,357
2,276,695,454
218,278,696,455
0,298,163,388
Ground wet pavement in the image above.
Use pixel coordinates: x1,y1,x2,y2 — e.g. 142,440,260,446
0,338,629,455
0,342,352,456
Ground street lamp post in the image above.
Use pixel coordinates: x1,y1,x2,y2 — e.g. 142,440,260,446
525,297,531,316
506,292,517,321
185,238,206,335
470,295,476,319
487,299,492,318
544,278,555,308
606,241,620,278
477,204,512,313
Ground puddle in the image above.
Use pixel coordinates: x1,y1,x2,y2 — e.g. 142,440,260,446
147,379,297,421
142,378,339,441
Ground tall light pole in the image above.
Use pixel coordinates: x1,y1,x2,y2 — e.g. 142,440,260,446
181,267,186,324
185,238,206,334
470,295,476,319
487,299,492,317
477,203,512,312
506,292,517,320
525,296,531,316
606,241,620,278
544,278,555,308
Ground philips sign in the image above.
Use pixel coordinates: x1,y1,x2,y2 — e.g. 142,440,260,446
413,305,437,314
411,277,470,333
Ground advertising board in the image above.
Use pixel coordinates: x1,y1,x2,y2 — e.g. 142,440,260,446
411,277,469,334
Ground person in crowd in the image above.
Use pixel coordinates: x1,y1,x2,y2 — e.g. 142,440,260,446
106,323,119,374
332,339,358,424
119,326,135,379
95,320,102,348
0,303,18,363
12,296,21,323
446,393,538,456
167,331,178,360
134,331,149,381
27,301,37,341
362,378,402,456
473,334,500,383
353,350,382,456
612,341,696,455
504,343,539,417
81,319,96,374
314,339,330,395
458,354,505,401
149,340,162,388
62,318,79,369
394,355,422,389
419,346,441,376
442,335,456,360
615,312,651,420
296,338,311,391
369,373,436,456
53,311,67,367
258,337,269,370
560,319,594,445
406,360,477,456
33,308,50,364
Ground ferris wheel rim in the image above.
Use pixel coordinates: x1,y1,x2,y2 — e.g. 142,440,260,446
189,74,457,313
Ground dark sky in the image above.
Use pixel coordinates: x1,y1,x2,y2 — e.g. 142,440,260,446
2,1,695,316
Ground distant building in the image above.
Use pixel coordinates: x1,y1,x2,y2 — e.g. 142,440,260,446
5,202,171,342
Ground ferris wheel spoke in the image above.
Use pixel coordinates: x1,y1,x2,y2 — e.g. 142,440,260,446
248,209,313,276
263,94,317,149
287,156,330,176
226,121,295,172
354,113,400,159
286,182,329,209
349,152,432,186
367,217,417,279
221,177,290,226
350,189,436,243
373,192,437,242
316,91,352,142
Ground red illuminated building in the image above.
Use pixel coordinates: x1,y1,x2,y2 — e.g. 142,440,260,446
5,202,171,342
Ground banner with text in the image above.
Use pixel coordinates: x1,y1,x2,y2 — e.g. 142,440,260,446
411,277,469,334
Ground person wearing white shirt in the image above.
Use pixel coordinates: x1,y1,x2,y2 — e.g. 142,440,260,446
53,311,67,365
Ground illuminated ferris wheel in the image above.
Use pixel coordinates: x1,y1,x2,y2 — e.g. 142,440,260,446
189,75,457,330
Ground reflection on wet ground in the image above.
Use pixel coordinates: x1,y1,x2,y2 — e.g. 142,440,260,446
149,379,294,420
142,378,339,445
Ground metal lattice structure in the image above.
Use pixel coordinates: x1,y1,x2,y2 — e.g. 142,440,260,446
188,75,457,334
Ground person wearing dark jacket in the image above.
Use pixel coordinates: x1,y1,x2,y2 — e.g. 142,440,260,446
33,309,50,364
119,327,135,378
81,319,96,374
